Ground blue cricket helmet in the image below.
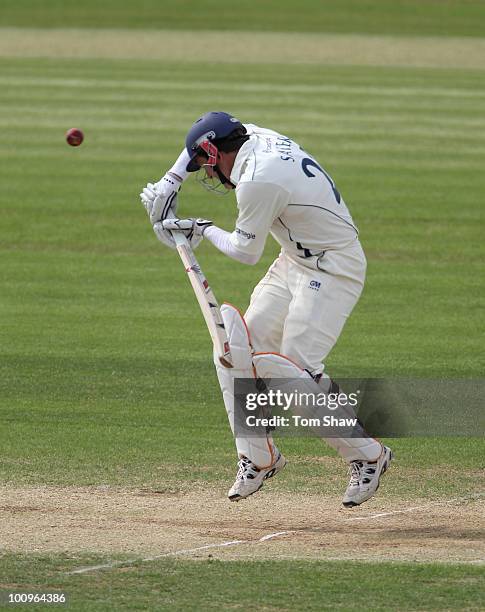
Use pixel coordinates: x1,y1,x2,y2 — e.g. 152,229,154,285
185,111,245,172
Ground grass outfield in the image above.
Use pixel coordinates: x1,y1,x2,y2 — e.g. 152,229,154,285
1,555,484,611
1,0,485,37
1,3,484,610
1,57,484,490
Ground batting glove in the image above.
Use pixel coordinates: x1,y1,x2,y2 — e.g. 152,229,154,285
160,218,213,250
140,172,182,225
152,222,177,250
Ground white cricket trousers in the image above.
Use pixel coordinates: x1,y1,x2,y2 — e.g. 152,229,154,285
245,242,367,376
222,240,382,465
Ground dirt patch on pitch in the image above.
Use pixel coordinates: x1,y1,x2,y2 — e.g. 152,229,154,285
1,485,483,565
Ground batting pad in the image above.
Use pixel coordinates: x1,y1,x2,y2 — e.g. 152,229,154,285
214,303,277,469
253,352,382,463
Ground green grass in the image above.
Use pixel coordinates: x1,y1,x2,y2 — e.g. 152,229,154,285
1,57,484,483
1,57,484,491
1,554,484,611
1,0,485,37
1,2,485,609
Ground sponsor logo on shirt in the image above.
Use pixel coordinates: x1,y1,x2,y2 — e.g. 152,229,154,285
309,280,321,291
236,227,256,240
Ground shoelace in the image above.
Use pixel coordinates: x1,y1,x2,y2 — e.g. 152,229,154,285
349,461,377,486
235,456,258,482
349,461,363,486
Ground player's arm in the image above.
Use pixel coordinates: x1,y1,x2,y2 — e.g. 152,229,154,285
203,225,259,265
162,183,288,263
204,181,289,265
158,218,262,263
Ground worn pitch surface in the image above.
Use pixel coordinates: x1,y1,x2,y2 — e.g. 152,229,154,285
2,485,483,567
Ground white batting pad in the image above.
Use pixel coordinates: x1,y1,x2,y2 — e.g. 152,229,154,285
253,352,382,462
214,304,277,468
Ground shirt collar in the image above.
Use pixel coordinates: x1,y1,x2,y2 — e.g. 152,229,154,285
230,136,256,185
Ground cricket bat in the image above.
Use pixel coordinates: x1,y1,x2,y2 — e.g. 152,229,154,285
165,214,233,368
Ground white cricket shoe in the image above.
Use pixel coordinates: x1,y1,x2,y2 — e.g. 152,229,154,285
228,453,287,502
342,445,393,508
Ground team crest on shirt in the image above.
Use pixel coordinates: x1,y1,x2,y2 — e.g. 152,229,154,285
309,280,321,291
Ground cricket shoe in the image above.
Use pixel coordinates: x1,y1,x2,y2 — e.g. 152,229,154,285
228,453,287,502
342,445,393,508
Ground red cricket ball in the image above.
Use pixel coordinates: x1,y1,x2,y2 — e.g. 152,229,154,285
66,128,84,147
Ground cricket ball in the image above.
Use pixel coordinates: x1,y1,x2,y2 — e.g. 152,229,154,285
66,127,84,147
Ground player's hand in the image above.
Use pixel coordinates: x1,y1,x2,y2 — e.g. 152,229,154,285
152,221,177,249
160,218,213,250
140,172,182,225
189,218,214,240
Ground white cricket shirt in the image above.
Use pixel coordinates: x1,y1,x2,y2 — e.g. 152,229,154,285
229,124,361,272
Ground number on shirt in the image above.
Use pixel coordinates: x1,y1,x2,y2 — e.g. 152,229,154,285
301,158,341,203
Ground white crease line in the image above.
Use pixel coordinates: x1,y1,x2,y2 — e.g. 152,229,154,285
343,493,484,522
67,539,245,575
344,504,435,521
68,532,293,575
67,494,483,573
259,531,294,542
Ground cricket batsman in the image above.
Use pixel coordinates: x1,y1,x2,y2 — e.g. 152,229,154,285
140,111,392,507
